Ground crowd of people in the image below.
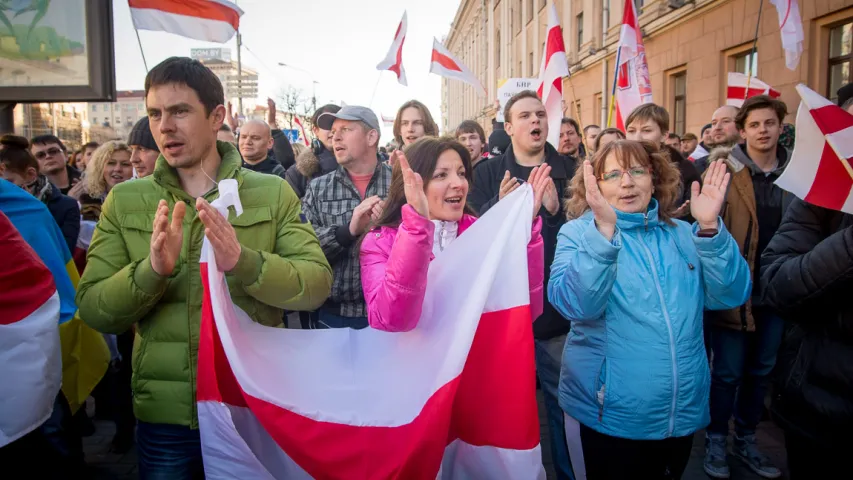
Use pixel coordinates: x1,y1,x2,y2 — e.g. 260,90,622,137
2,54,852,480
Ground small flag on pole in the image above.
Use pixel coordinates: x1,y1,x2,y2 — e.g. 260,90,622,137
726,72,781,107
769,0,804,70
614,0,653,131
129,0,243,43
376,11,408,86
775,84,853,213
429,38,486,96
293,116,310,146
536,1,570,148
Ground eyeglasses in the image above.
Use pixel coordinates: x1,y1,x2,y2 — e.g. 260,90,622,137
598,166,650,183
34,147,63,160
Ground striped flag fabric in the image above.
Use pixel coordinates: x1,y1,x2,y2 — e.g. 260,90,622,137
0,180,109,413
129,0,243,43
376,11,408,86
536,1,569,148
770,0,804,70
430,38,486,96
293,116,310,146
614,0,653,130
197,183,544,479
726,72,781,108
775,84,853,213
0,211,62,447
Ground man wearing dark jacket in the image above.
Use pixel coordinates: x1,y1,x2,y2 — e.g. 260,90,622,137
285,104,341,199
468,90,576,480
239,120,286,179
703,95,791,480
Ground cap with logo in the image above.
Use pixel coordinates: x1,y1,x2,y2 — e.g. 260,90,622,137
317,105,380,132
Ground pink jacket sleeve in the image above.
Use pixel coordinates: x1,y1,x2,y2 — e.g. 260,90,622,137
360,205,434,332
528,216,545,321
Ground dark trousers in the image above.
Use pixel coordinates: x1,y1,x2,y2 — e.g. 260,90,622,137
137,421,204,480
708,307,785,437
41,392,85,477
310,307,368,330
577,423,693,480
0,424,65,477
786,429,847,479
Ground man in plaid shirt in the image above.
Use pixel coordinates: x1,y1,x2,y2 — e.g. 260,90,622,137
302,105,392,329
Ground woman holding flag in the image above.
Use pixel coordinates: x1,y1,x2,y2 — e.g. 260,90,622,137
548,140,751,479
360,136,548,332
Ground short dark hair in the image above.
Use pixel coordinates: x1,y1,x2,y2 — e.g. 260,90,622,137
701,123,712,136
145,57,224,116
666,133,681,141
593,127,626,150
0,134,39,173
82,141,99,151
583,124,600,135
311,104,341,127
625,103,670,132
455,120,486,143
31,134,66,151
561,117,581,135
219,124,233,133
504,90,541,123
735,95,788,130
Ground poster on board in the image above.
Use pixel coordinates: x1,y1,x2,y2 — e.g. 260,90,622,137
495,78,537,122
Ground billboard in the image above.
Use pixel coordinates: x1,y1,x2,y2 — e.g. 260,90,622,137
495,78,537,122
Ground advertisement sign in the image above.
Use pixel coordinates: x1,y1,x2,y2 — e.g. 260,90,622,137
495,78,537,122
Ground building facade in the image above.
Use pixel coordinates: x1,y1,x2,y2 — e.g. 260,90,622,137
442,0,853,138
194,48,259,118
88,90,147,138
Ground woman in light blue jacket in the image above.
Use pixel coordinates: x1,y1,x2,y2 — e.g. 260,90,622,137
548,140,750,479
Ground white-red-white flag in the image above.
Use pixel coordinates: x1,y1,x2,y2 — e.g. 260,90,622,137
129,0,243,43
376,12,408,86
196,183,544,479
430,38,486,97
0,212,61,447
614,0,653,131
770,0,804,70
775,84,853,213
536,1,570,148
293,116,310,146
726,72,781,108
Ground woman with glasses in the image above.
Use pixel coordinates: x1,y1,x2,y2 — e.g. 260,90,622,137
548,140,751,479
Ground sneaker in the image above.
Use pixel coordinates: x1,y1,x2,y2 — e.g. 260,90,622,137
733,434,782,479
703,433,730,479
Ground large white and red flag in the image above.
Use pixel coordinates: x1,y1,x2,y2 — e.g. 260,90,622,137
196,181,544,479
0,212,61,447
430,38,486,96
376,12,408,86
536,1,569,148
726,72,781,108
770,0,804,70
129,0,243,43
775,84,853,213
614,0,653,131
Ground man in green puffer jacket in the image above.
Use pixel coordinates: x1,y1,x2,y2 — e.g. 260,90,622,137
76,57,332,478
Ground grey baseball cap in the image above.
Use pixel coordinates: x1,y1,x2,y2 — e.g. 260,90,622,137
317,105,380,132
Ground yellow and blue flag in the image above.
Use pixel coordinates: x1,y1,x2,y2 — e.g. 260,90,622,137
0,179,109,413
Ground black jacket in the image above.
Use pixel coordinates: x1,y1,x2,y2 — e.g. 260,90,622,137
468,143,577,340
271,129,296,171
242,156,286,179
664,145,701,223
44,181,80,254
285,146,338,199
760,198,853,447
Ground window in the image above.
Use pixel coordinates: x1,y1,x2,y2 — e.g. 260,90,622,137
91,105,97,112
103,104,109,112
672,71,687,136
577,13,584,50
530,52,535,76
496,30,501,68
634,0,644,12
829,22,853,102
115,117,120,124
734,50,758,77
91,117,97,124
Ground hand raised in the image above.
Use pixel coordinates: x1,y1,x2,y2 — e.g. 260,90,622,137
690,160,730,230
583,161,617,240
529,163,554,221
398,151,428,218
349,195,383,236
150,200,186,276
266,98,277,127
499,170,519,200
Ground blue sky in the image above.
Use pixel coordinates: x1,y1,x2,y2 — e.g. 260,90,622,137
113,0,463,137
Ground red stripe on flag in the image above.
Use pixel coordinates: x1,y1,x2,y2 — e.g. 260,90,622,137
198,265,539,477
390,38,406,79
544,26,566,62
128,0,240,28
0,213,55,324
727,86,772,100
809,105,853,136
431,50,462,72
803,143,853,210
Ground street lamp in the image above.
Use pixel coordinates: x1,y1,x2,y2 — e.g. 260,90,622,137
277,62,319,112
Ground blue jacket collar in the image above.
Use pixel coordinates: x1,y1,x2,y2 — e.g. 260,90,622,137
613,198,660,230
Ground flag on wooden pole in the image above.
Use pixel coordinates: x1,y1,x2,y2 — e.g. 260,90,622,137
536,1,570,148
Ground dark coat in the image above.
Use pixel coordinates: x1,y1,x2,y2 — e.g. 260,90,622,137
468,143,577,340
44,181,80,254
285,146,338,199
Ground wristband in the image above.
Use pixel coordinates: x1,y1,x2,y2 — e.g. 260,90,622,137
696,228,718,238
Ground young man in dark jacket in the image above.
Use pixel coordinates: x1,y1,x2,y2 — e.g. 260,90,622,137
285,104,341,199
468,90,576,480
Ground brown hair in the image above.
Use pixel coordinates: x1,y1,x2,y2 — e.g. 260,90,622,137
0,134,39,174
625,103,670,133
565,140,682,224
735,95,788,130
86,141,131,198
593,127,626,150
372,137,474,230
393,100,439,146
455,120,486,143
503,90,541,123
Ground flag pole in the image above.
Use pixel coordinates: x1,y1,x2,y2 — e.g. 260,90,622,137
606,48,622,128
369,72,382,109
133,27,149,72
744,0,765,100
566,75,585,134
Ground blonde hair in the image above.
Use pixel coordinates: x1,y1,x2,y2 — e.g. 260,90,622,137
564,140,682,224
86,140,131,198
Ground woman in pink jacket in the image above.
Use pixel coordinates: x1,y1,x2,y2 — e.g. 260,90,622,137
360,136,550,332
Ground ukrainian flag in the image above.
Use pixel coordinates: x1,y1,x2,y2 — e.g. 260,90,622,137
0,180,109,413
